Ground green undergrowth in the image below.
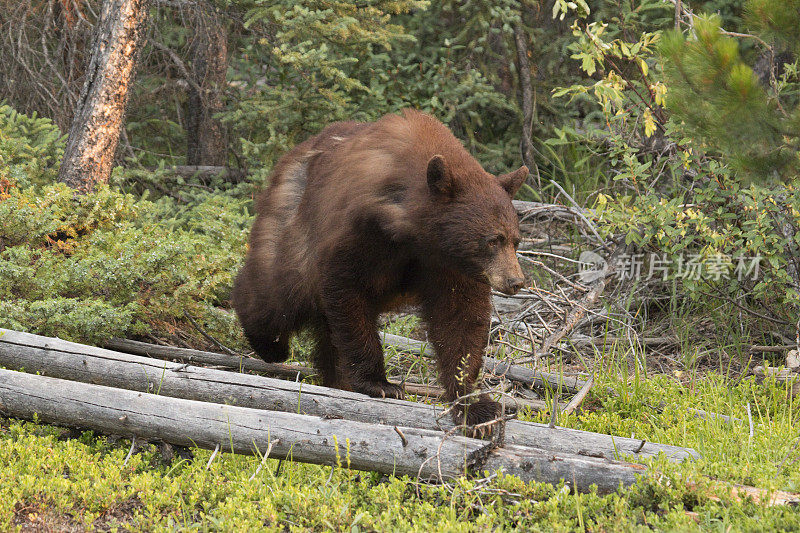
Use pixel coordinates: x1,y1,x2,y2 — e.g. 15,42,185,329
0,104,252,347
2,370,799,532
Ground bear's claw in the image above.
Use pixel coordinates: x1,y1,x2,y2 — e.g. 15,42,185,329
356,380,405,400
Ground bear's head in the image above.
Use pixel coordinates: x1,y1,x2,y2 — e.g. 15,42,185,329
424,154,528,295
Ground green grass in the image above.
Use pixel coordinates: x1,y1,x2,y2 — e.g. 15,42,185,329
2,362,800,531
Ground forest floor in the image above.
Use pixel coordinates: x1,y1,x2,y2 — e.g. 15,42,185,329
2,177,800,530
2,312,800,532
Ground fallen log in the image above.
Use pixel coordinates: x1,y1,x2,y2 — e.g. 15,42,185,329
381,332,587,394
108,335,587,395
105,337,316,379
105,336,551,409
0,368,647,493
0,329,698,462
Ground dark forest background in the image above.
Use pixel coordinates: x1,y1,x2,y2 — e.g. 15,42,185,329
1,0,798,353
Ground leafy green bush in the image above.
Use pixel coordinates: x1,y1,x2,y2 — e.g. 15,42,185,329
549,1,800,329
0,107,251,345
598,180,800,322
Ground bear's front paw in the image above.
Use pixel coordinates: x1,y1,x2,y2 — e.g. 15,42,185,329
354,380,405,400
452,395,504,438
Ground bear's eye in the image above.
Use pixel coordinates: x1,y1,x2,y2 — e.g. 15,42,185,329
487,234,505,247
513,238,521,249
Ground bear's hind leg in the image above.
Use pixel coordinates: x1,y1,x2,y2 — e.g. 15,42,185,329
321,288,404,399
232,263,292,363
310,320,346,389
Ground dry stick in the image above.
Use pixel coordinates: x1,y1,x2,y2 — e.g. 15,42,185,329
749,345,799,353
0,329,698,462
563,376,595,415
206,444,220,470
250,439,279,481
0,368,648,494
183,310,238,356
547,179,610,251
531,277,607,362
512,199,593,217
123,437,136,466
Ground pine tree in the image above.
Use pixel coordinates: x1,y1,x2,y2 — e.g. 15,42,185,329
220,0,426,169
660,11,800,181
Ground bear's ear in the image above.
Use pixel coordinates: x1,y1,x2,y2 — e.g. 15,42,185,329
496,166,529,198
427,154,457,198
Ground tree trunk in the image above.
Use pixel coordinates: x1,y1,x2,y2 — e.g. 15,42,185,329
513,20,536,187
57,0,149,193
186,4,227,167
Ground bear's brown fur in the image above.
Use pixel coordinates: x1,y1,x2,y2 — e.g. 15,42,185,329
232,109,528,426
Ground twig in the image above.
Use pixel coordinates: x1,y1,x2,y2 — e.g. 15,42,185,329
518,255,589,291
183,311,239,356
549,179,610,251
696,290,789,326
394,426,408,447
123,437,136,466
563,376,595,415
206,443,220,470
249,439,278,480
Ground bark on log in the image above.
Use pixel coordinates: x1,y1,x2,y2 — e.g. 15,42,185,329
0,329,699,462
105,337,316,378
57,0,149,192
0,368,648,493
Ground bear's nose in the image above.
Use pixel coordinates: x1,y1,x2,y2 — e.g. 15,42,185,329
505,277,525,295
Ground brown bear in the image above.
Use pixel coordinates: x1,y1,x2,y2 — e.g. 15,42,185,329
232,109,528,427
